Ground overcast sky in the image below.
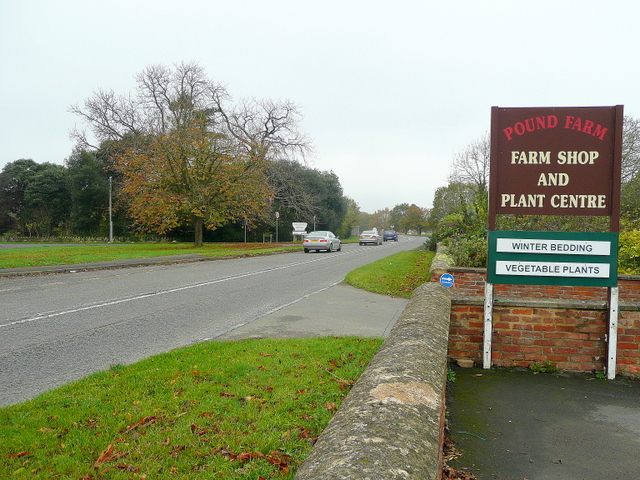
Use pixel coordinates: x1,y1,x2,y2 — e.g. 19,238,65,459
2,1,639,213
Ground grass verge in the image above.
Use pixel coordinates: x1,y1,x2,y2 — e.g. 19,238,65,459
344,249,435,297
0,243,298,269
0,337,382,479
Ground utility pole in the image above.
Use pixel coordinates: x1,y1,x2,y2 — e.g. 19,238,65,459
109,176,113,243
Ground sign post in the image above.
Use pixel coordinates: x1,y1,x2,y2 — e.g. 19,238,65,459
487,106,623,377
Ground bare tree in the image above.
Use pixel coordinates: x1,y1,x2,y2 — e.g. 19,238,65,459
69,62,228,147
622,115,640,183
69,61,312,245
449,133,490,193
217,97,311,165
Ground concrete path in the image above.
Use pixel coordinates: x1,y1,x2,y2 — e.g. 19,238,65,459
447,366,640,480
215,282,408,341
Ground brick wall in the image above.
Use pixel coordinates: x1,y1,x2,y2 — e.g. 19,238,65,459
435,268,640,377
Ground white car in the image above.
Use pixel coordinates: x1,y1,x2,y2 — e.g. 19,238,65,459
303,231,342,253
359,230,382,245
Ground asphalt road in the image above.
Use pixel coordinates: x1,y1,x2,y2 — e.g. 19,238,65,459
0,237,424,406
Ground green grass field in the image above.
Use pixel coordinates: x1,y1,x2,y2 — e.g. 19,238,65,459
0,338,382,479
0,243,298,269
344,249,435,297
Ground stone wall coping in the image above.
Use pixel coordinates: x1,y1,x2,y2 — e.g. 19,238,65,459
294,282,453,480
452,295,640,311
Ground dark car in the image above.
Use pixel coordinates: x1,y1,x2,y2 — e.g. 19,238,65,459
383,230,398,242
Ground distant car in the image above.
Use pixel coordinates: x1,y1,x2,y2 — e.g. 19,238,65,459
303,231,342,253
383,230,398,242
359,230,382,246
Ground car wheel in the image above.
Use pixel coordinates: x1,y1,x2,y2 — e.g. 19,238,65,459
337,242,342,251
304,248,309,253
327,243,333,253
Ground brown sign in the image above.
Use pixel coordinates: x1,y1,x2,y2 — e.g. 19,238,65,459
489,106,623,221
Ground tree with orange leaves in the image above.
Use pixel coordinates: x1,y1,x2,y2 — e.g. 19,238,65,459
70,62,310,245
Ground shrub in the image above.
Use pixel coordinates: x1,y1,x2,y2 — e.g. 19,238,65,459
619,229,640,274
445,234,487,268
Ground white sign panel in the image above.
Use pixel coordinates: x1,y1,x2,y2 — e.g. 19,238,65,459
495,261,610,278
292,222,308,232
496,238,611,256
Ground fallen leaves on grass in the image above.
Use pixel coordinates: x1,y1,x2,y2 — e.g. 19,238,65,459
5,451,31,458
93,443,128,469
215,449,293,474
119,415,161,434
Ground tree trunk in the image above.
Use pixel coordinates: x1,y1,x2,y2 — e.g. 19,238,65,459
193,217,204,247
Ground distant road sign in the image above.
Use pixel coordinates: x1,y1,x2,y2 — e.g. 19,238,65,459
439,273,455,288
292,222,307,232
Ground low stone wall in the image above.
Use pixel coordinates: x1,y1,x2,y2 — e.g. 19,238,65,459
294,282,452,480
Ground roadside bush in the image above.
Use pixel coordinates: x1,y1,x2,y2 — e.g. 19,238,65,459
445,234,487,268
432,206,487,268
619,229,640,274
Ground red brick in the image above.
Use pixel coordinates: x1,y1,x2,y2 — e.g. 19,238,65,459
542,331,565,339
620,349,640,358
555,325,577,332
569,355,597,363
534,324,556,332
459,328,481,336
523,354,545,362
617,357,636,365
501,345,522,353
580,348,604,356
557,347,579,354
567,332,589,340
500,352,524,360
521,346,542,354
547,354,569,362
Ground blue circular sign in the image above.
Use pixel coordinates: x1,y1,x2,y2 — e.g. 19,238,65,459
439,273,455,288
